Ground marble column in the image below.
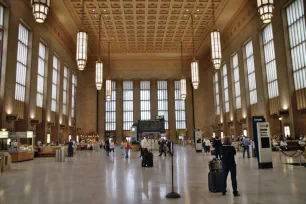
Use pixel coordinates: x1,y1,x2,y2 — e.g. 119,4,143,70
150,79,158,120
186,79,194,140
133,79,140,123
168,79,176,141
116,79,123,143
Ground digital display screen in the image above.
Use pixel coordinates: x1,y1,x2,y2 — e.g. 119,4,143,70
138,120,165,133
261,137,270,148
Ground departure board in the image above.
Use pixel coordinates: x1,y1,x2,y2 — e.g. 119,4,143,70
137,120,165,133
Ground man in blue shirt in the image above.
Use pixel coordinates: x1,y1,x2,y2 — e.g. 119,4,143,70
242,136,250,158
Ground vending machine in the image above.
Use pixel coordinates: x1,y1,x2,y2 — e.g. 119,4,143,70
256,122,273,169
194,129,203,153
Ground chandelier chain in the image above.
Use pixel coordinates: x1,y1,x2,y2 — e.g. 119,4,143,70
181,41,183,76
98,14,101,60
212,0,216,27
108,41,111,78
191,15,195,57
82,0,85,28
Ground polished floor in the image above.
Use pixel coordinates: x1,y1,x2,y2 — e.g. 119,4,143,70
0,146,306,204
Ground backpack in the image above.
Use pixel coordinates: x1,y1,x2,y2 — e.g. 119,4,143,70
124,142,130,149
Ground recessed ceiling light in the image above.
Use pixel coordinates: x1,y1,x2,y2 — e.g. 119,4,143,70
186,9,189,12
104,9,106,12
197,9,200,12
93,9,95,12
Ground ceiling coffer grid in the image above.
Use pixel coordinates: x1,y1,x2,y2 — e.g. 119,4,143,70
67,0,226,54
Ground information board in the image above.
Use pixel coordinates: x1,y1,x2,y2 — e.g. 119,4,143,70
137,120,165,133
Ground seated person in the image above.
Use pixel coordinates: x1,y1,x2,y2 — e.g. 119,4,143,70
272,139,279,147
280,139,288,151
298,138,305,151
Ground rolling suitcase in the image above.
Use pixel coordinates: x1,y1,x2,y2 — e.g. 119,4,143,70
146,152,154,167
208,171,223,193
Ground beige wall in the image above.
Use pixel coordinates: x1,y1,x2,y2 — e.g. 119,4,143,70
211,0,306,139
77,55,202,141
0,0,78,143
2,0,305,144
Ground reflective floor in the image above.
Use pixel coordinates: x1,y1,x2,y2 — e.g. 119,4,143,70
0,146,306,204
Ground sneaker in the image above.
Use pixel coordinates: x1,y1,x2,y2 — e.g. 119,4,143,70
233,192,240,197
222,192,226,196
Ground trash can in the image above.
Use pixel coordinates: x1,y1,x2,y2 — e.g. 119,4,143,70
55,149,65,162
249,143,256,158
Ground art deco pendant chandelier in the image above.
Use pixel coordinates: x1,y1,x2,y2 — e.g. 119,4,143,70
95,14,103,90
31,0,50,23
105,42,112,102
210,0,222,70
76,0,88,71
257,0,274,24
190,15,199,90
180,42,187,100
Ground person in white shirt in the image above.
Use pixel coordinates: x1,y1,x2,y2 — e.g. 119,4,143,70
141,137,150,149
204,137,211,155
280,139,288,151
298,137,305,151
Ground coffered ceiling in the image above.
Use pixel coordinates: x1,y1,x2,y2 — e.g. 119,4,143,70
60,0,234,55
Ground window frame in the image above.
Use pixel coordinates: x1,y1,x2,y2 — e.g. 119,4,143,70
157,80,169,129
123,81,133,131
105,81,116,131
231,52,242,109
174,80,186,130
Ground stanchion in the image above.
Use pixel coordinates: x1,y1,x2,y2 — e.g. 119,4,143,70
166,142,181,199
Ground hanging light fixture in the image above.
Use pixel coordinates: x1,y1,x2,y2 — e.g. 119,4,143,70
31,0,51,23
210,0,222,70
257,0,274,24
105,42,112,102
76,0,88,71
190,15,199,90
96,14,103,90
180,42,187,100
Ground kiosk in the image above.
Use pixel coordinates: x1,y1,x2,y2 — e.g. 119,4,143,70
130,125,137,142
256,122,273,169
194,129,202,152
8,131,35,162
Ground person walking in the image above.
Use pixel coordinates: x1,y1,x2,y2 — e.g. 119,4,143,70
221,136,240,197
105,139,110,156
159,139,167,157
120,141,124,155
167,140,172,156
242,136,250,158
109,139,115,156
204,137,211,155
123,140,131,158
213,136,222,159
68,139,74,157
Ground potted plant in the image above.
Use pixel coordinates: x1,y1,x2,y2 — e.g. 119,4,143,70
131,141,140,152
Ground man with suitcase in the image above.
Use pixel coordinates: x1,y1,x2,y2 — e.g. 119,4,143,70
221,137,240,197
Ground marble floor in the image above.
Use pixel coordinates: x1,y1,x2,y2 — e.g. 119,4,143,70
0,146,306,204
